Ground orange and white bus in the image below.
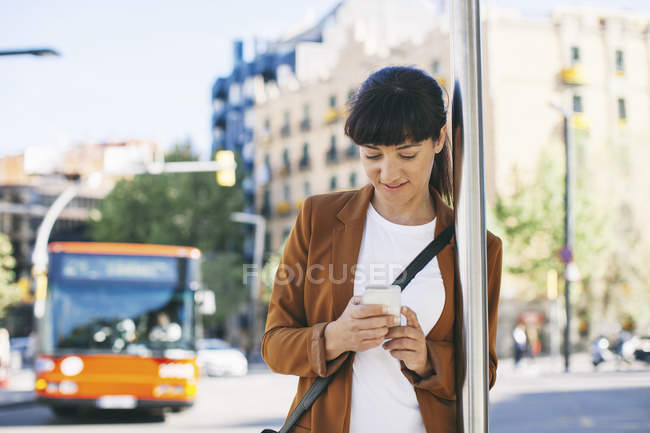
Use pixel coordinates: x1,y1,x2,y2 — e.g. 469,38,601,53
33,242,214,416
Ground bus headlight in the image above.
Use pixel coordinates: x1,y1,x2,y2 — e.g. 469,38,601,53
60,356,84,376
35,378,48,391
35,356,55,373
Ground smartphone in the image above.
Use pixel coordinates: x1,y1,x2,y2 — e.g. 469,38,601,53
361,284,401,326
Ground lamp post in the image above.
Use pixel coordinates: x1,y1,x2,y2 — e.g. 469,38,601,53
550,102,575,373
31,156,237,318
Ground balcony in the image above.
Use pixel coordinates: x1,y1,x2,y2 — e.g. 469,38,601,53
324,107,343,124
275,201,291,215
561,65,586,85
299,156,311,171
259,128,272,145
326,146,339,165
571,113,590,130
300,118,311,132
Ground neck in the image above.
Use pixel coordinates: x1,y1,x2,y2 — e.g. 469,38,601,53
371,187,436,225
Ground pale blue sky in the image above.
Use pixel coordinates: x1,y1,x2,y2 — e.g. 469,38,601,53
1,0,648,160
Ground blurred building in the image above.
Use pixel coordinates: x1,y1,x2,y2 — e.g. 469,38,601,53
244,3,650,355
0,140,157,278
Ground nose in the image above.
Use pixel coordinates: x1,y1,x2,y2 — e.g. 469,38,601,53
380,158,402,185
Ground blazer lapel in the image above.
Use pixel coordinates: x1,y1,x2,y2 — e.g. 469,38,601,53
331,184,373,318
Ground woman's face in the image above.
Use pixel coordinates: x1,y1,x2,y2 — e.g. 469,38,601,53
360,126,446,208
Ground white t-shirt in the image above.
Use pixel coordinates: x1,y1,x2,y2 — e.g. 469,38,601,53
349,202,446,433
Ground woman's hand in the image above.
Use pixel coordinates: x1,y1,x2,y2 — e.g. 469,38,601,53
383,306,432,377
325,296,399,360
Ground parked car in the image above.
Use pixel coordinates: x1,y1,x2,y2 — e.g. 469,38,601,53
196,338,248,377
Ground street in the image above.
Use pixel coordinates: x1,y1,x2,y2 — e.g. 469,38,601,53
0,359,648,433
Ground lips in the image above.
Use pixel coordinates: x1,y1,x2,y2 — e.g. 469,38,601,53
381,181,407,191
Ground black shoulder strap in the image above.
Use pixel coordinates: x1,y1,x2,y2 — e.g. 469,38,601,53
263,224,455,433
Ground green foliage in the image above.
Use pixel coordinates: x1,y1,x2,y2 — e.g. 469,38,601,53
0,233,20,319
492,143,607,301
89,141,247,333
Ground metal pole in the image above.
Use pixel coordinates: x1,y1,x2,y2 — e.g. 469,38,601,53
450,0,489,432
231,212,266,360
563,114,573,373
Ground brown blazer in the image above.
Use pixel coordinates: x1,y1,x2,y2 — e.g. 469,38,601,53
262,183,503,433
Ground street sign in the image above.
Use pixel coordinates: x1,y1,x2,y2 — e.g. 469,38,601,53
559,245,573,264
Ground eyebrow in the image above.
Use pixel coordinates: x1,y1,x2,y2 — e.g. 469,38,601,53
361,143,422,150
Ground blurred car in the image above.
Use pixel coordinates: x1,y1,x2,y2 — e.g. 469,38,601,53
196,338,248,377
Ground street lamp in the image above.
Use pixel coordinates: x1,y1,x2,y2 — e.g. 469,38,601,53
31,155,237,318
0,48,60,57
550,102,576,373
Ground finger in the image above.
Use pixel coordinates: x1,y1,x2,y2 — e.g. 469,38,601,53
383,337,420,352
401,306,422,330
354,315,398,330
359,338,385,352
386,326,421,340
358,328,389,341
352,304,388,319
351,296,362,305
386,349,417,362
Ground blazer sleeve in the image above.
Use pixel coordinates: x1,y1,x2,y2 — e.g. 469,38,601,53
400,234,503,399
261,196,349,378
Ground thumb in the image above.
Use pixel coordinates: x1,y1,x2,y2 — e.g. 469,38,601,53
350,296,362,305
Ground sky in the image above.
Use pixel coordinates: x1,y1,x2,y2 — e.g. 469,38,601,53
1,0,649,160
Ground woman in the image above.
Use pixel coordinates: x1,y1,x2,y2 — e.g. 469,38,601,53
262,66,502,433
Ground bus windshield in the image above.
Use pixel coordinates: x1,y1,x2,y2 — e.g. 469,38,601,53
47,280,194,356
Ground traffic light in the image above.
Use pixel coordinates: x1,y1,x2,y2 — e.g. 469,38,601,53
215,150,236,186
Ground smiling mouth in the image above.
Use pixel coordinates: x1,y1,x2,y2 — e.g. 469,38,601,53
382,182,407,190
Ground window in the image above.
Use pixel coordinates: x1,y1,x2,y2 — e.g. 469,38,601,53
617,98,626,120
264,231,272,253
349,172,358,188
304,181,311,196
570,46,580,64
330,135,337,148
615,50,625,73
264,118,270,131
329,95,337,108
330,176,338,191
283,184,291,201
572,95,583,113
432,59,440,74
303,104,310,118
282,148,291,173
302,143,310,159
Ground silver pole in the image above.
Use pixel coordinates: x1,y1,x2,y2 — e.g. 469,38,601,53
450,0,489,432
231,212,266,359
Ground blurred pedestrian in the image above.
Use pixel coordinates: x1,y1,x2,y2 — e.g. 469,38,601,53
0,328,9,388
262,66,503,433
513,323,527,367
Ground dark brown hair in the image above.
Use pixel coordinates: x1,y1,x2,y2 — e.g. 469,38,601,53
344,66,452,203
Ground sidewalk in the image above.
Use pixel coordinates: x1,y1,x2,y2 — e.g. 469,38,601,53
0,368,35,409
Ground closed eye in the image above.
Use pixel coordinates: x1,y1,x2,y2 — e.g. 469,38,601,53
400,154,416,159
364,154,381,160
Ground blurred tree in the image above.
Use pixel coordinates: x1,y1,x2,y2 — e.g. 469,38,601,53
0,233,20,319
90,140,247,332
492,135,649,336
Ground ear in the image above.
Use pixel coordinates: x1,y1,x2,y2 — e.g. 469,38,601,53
434,124,447,154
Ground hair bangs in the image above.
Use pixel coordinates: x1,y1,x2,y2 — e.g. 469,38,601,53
345,86,440,146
